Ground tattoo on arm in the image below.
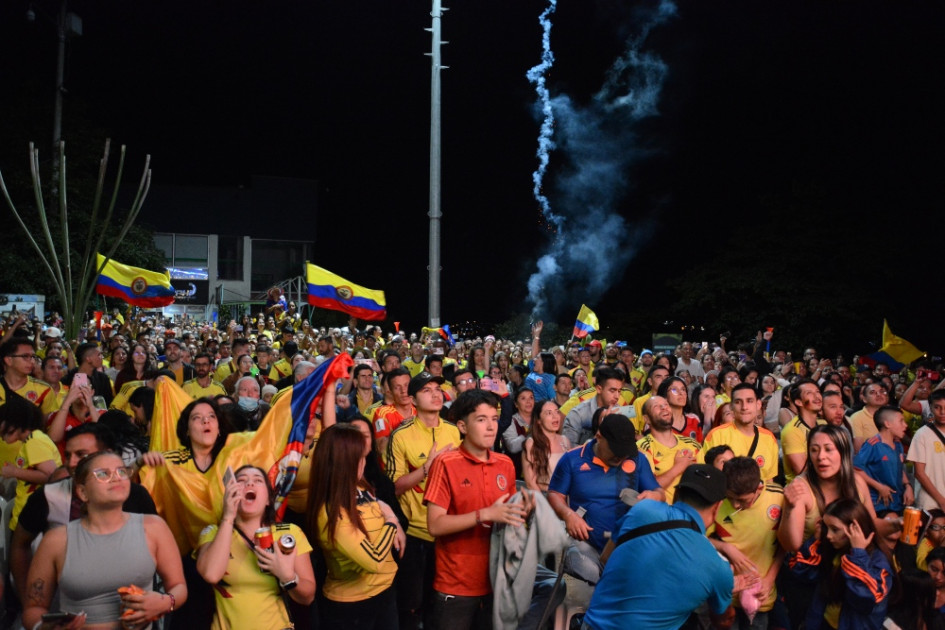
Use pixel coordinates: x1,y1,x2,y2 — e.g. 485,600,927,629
28,578,46,606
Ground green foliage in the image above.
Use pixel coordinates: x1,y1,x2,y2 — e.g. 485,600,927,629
0,140,157,338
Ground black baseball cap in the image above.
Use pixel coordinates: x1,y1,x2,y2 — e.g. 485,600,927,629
598,414,638,460
408,372,445,397
677,465,728,504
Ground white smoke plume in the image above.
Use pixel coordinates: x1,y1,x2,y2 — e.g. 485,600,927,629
525,0,677,319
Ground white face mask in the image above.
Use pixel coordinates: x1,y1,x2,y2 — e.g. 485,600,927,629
238,396,259,413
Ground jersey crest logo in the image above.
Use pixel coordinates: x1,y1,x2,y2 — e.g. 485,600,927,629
131,276,148,295
579,463,592,472
621,459,636,474
15,456,25,468
767,505,781,521
496,474,508,491
335,286,354,300
26,391,38,402
755,455,765,468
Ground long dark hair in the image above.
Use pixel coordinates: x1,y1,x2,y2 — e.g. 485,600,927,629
116,343,153,387
805,424,858,514
527,400,559,482
818,499,893,605
175,397,231,462
235,465,277,527
308,424,373,545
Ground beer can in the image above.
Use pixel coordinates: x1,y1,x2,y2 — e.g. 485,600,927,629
278,534,297,554
902,507,922,545
254,527,274,551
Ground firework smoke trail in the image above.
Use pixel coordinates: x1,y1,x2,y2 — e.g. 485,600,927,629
525,0,561,235
525,0,677,319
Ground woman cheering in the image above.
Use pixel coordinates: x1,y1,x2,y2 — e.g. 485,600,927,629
196,465,315,629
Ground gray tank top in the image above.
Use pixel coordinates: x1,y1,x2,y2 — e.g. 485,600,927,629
59,512,156,624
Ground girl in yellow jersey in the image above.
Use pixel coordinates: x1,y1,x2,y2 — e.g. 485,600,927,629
309,424,405,630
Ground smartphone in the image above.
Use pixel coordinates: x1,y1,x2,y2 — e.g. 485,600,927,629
614,405,634,418
434,348,444,355
355,358,371,366
72,372,89,389
92,395,107,411
223,466,235,488
479,377,499,393
42,612,80,623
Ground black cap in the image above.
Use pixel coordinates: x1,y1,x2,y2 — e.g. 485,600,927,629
598,414,637,460
163,338,182,348
283,341,299,358
677,464,728,504
408,372,445,397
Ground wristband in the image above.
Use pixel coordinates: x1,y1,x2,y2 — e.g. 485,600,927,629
167,592,176,613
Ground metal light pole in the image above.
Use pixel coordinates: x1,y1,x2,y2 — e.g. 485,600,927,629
44,0,80,198
426,0,447,328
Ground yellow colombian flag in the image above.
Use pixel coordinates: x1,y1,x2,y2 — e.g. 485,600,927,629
139,378,302,553
879,320,924,366
573,304,599,339
95,253,175,307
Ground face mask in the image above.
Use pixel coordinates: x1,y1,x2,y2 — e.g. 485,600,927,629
238,396,259,412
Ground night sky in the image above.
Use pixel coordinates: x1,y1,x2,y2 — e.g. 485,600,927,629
1,1,942,351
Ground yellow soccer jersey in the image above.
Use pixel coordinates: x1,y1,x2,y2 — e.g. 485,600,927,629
384,418,461,541
701,423,779,482
316,492,399,602
197,522,311,630
633,393,652,431
636,434,702,503
402,357,427,378
560,388,634,419
559,388,596,417
917,537,936,571
14,377,59,416
182,378,227,400
849,408,876,442
780,416,826,483
213,359,237,384
711,483,785,612
11,430,63,530
110,380,146,416
268,359,292,382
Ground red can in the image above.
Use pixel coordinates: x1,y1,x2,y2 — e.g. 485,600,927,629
254,527,274,551
902,507,922,545
278,534,297,555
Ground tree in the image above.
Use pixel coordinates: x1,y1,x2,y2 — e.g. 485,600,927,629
0,140,155,339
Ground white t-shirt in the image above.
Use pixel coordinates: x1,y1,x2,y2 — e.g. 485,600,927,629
676,358,706,381
906,424,945,511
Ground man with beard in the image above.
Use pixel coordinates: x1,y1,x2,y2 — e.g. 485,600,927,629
636,396,702,503
182,353,227,399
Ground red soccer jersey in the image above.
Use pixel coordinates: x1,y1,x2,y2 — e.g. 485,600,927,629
424,445,516,597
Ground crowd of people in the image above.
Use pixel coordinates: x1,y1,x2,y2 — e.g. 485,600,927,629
0,304,944,630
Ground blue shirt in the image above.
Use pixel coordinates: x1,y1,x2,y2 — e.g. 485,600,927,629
548,440,659,551
584,500,733,630
524,371,556,403
853,435,905,513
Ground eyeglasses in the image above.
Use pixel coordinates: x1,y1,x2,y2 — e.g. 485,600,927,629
929,524,945,532
91,467,133,482
456,378,476,386
10,354,39,360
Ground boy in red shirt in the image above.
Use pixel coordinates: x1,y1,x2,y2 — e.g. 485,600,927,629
425,389,534,629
